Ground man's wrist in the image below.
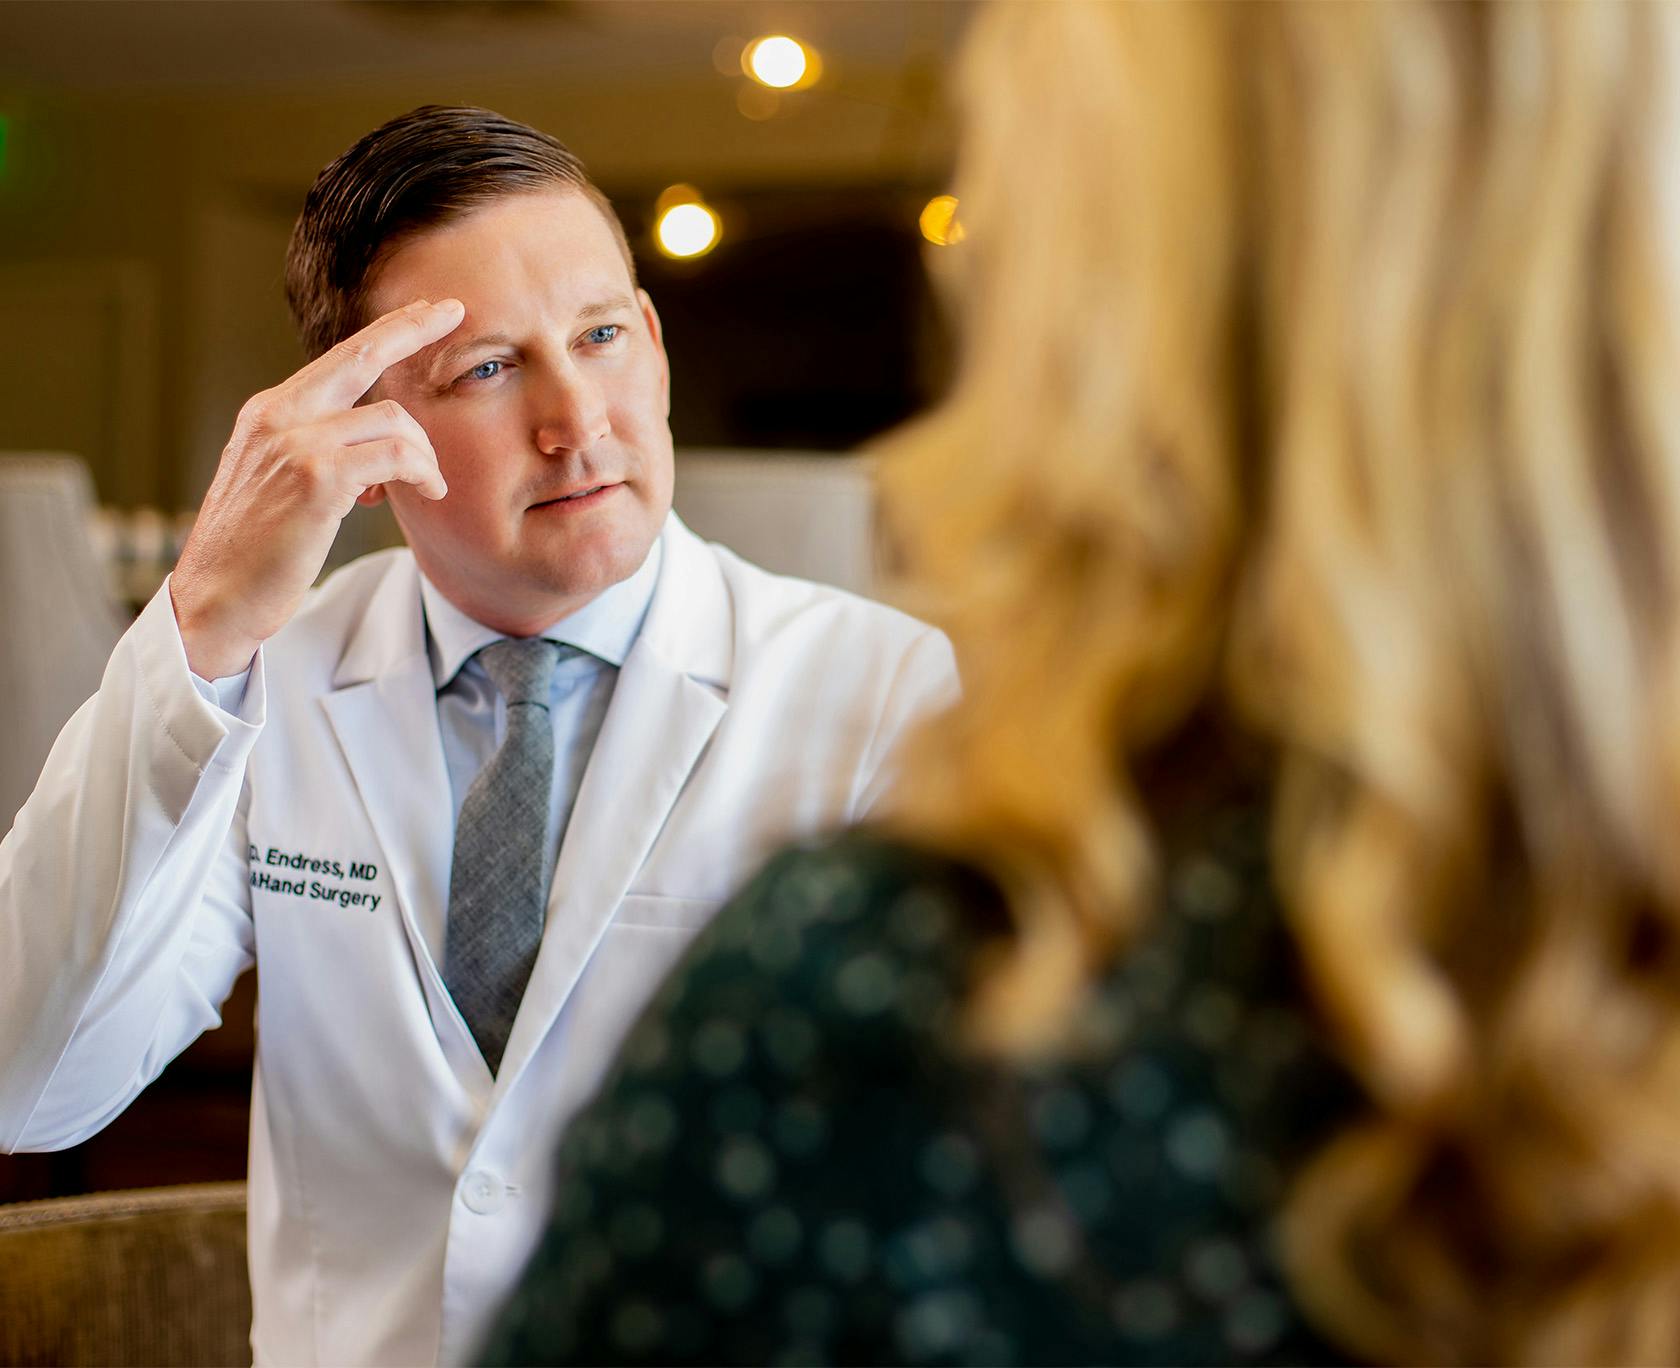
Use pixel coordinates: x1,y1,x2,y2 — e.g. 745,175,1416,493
168,578,259,681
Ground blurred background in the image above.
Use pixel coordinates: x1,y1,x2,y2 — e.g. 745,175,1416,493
0,0,972,1201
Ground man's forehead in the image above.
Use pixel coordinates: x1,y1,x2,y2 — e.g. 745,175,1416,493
362,187,633,316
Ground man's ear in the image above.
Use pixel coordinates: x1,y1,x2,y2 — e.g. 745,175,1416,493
638,287,670,418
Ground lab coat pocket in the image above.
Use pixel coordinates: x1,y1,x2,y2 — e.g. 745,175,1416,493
612,892,718,931
559,909,714,1103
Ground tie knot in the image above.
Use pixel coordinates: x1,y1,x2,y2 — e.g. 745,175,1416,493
479,637,564,708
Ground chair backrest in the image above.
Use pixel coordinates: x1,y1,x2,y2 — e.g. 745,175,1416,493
0,1182,250,1367
673,449,878,596
0,453,127,831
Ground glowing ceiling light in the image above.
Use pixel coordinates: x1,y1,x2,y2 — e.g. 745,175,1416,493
656,199,721,259
919,195,965,247
744,34,819,90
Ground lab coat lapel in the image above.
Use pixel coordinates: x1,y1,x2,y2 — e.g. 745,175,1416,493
319,556,492,1096
495,516,732,1093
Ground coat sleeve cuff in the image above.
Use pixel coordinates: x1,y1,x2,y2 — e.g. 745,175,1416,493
125,575,267,775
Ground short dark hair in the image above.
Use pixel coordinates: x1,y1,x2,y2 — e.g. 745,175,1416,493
285,104,635,360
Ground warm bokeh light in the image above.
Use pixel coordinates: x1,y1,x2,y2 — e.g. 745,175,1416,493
711,34,745,77
744,35,817,90
919,195,965,247
736,84,780,122
656,201,721,259
656,183,701,215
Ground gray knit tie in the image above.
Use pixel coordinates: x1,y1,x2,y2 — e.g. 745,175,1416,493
444,637,564,1074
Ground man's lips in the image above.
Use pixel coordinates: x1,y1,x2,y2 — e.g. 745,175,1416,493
527,481,621,510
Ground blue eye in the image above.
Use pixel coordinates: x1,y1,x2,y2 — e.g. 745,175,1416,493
584,325,620,346
466,360,503,382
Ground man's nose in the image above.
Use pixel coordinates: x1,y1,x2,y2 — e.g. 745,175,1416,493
531,360,610,454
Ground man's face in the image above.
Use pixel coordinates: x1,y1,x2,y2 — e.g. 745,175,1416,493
364,189,673,634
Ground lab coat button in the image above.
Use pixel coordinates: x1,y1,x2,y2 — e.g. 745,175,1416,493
461,1169,505,1215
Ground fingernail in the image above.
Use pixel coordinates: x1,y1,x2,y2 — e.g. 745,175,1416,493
436,298,464,314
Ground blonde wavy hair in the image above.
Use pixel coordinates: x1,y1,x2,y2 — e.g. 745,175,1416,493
880,2,1680,1362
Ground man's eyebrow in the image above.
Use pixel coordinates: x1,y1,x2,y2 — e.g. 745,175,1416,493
577,295,636,324
425,331,516,375
421,298,636,375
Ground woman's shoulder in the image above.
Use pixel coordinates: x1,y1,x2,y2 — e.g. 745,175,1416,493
710,813,1351,1363
640,829,998,1060
728,827,1002,939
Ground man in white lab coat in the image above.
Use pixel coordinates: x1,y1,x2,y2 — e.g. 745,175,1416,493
0,106,956,1366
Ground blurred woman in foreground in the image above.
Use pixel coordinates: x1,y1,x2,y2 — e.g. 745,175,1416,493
484,2,1680,1362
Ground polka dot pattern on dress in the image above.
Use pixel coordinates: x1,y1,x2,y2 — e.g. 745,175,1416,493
480,820,1350,1366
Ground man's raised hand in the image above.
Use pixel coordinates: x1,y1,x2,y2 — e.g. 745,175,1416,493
170,298,464,681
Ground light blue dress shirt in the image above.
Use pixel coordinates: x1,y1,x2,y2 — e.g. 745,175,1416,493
418,537,661,906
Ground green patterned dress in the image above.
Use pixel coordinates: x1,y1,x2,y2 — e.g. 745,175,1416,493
480,792,1353,1365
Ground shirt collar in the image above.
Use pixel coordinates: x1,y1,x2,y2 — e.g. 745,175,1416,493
419,535,663,690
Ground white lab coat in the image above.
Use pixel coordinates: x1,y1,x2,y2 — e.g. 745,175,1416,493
0,513,957,1366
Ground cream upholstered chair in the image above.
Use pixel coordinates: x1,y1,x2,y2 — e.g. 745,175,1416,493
0,1182,251,1366
0,454,127,832
672,449,878,597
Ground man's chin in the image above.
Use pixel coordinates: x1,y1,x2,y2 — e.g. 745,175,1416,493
407,501,666,631
513,519,661,614
538,513,659,583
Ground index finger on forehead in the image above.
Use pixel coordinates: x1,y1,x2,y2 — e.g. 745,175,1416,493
283,299,465,414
